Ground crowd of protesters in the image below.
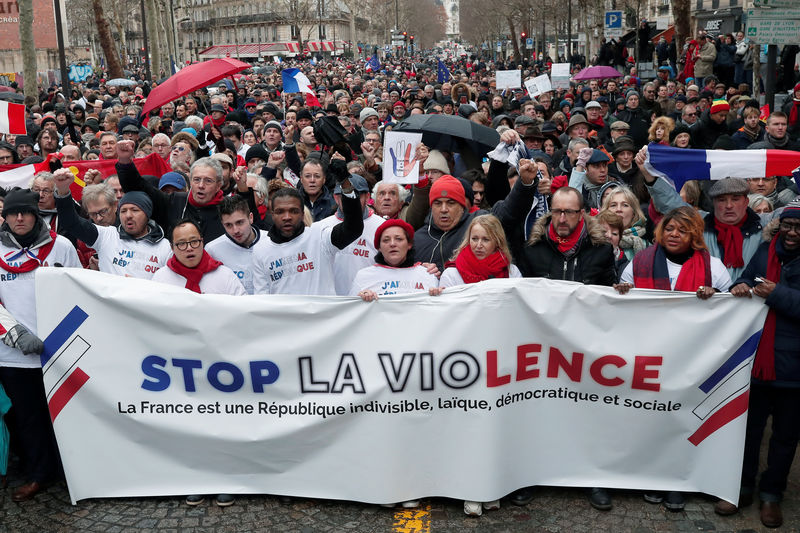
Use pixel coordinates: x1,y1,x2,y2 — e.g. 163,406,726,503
0,35,798,527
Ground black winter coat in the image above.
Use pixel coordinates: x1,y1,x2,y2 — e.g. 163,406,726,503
518,213,616,286
734,221,800,386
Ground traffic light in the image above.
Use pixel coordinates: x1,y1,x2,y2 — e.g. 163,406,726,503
410,35,414,42
521,32,527,39
402,31,407,39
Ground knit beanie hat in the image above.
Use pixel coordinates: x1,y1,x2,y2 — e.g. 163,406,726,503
245,144,270,164
424,150,449,174
374,218,415,249
429,175,467,208
2,188,39,218
119,191,153,218
710,99,730,114
780,198,800,220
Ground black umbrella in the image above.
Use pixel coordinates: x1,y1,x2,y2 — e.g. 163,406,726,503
392,114,499,170
0,92,24,103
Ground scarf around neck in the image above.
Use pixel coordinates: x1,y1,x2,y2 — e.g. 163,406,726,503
715,217,746,268
451,245,509,284
187,189,224,208
548,216,586,256
166,250,222,293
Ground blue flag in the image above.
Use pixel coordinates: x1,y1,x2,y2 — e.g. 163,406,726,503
437,59,452,83
366,54,381,72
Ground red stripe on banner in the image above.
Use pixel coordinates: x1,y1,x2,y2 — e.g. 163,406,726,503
48,367,90,421
687,390,749,446
7,102,26,135
764,149,800,178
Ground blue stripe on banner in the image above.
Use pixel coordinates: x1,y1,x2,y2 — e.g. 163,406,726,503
40,306,89,367
699,330,762,394
648,144,713,184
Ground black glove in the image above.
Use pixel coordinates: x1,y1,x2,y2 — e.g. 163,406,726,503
49,157,63,172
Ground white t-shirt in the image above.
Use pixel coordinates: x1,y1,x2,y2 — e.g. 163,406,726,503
151,263,246,295
440,264,522,287
318,212,383,295
91,225,170,279
621,255,732,292
252,224,341,295
206,229,269,295
0,235,81,368
349,264,439,296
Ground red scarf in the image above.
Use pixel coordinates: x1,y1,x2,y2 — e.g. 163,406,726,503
0,231,58,273
633,245,711,291
451,245,509,284
715,218,745,268
187,189,224,208
752,237,782,381
789,99,800,126
166,250,222,293
548,217,585,254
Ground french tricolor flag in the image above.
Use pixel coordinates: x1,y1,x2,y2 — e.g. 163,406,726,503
644,143,800,191
281,68,320,107
0,101,26,135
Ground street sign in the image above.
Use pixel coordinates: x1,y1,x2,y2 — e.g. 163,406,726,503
604,10,623,38
746,7,800,18
746,17,800,44
526,38,533,49
746,8,800,45
754,0,797,6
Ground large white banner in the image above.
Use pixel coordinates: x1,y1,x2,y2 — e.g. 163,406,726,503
35,269,768,504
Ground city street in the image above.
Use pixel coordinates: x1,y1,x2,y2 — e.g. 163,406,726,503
2,436,800,532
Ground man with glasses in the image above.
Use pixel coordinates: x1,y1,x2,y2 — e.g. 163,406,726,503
116,140,251,242
748,176,797,208
52,168,169,279
680,104,698,127
727,199,800,528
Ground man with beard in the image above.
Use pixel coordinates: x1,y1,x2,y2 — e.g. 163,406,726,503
251,172,363,295
53,168,170,279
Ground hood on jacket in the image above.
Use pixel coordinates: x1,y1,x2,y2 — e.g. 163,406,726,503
0,216,51,250
527,212,608,247
118,218,165,244
762,218,780,242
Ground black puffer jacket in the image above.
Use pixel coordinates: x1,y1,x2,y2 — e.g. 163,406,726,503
518,212,616,286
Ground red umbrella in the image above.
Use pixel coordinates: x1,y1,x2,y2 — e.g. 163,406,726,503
572,65,624,81
140,58,251,116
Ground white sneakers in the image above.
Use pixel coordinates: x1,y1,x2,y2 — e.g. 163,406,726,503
464,499,501,516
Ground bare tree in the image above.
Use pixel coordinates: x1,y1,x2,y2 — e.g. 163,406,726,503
17,0,36,100
672,0,691,55
93,0,124,77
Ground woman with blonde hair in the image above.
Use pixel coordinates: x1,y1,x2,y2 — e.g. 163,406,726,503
440,215,521,288
600,186,648,261
439,214,520,516
648,116,675,144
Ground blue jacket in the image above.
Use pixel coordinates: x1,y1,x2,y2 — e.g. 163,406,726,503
734,223,800,386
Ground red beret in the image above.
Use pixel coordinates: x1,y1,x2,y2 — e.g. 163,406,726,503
374,219,415,249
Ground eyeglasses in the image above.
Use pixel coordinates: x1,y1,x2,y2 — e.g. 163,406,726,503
172,145,187,152
779,221,800,233
0,154,13,162
684,112,697,116
191,177,217,185
174,238,202,251
88,207,111,219
32,187,53,195
552,208,581,217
